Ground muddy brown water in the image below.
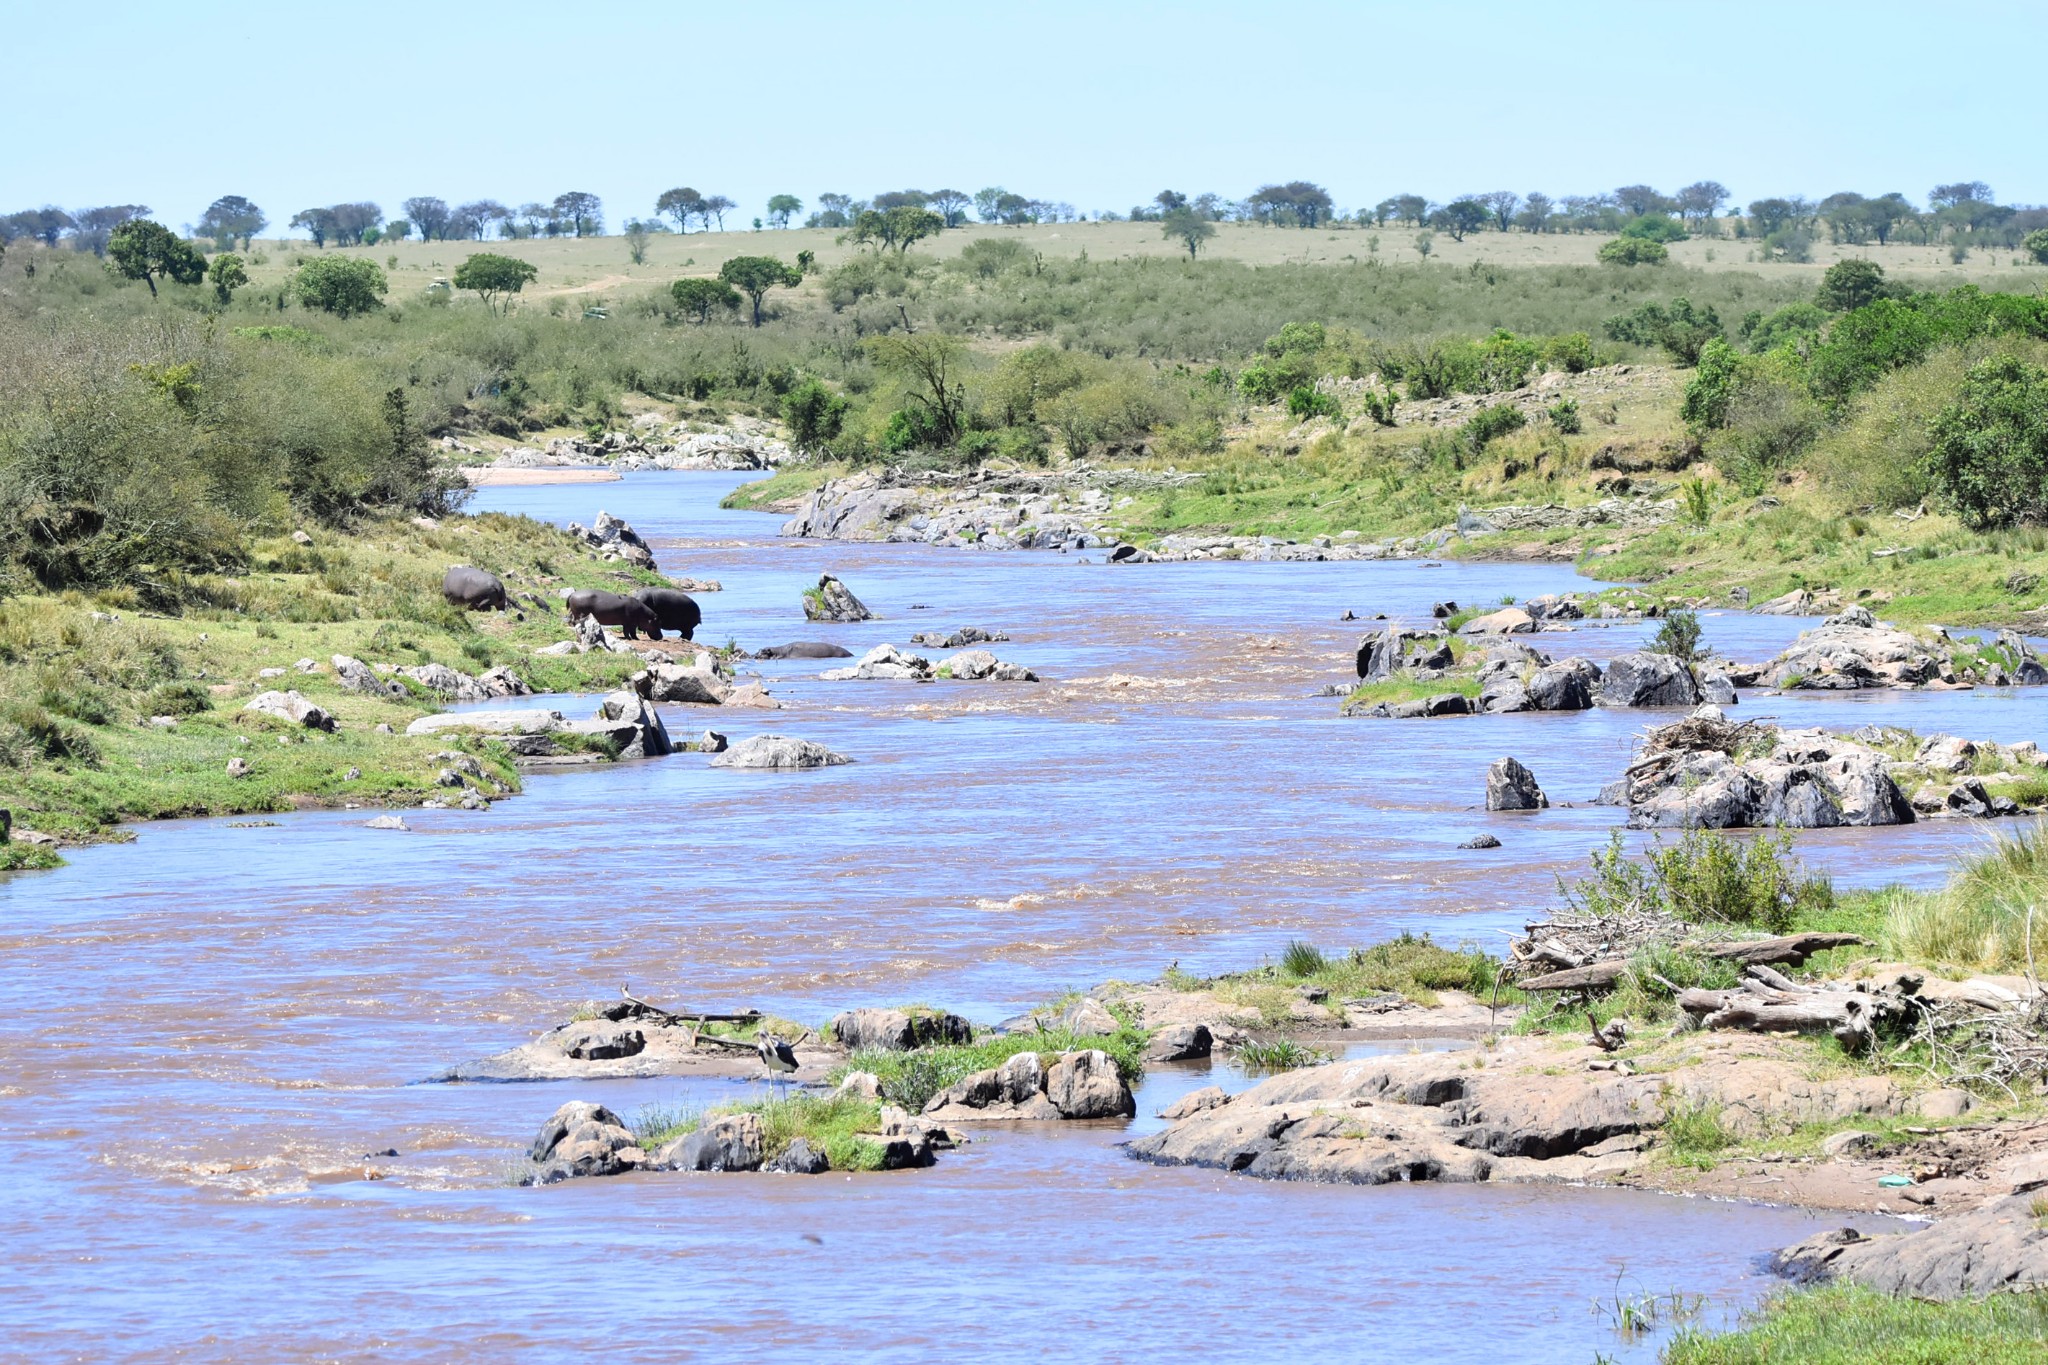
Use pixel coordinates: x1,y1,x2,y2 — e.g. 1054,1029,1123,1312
9,471,2034,1361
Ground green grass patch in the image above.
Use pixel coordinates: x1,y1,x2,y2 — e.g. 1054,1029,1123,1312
1661,1094,1735,1169
720,466,834,512
0,842,63,871
1665,1284,2048,1364
633,1091,889,1173
1233,1037,1331,1072
1341,676,1483,709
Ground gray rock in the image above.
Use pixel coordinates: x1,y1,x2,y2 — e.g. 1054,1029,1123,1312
1459,833,1503,849
557,1023,646,1061
1159,1086,1230,1120
1527,658,1600,711
523,1101,646,1184
1045,1049,1137,1119
829,1008,973,1051
332,654,407,700
1146,1023,1213,1062
1918,1088,1974,1119
765,1137,830,1174
242,690,337,732
1485,756,1548,811
1820,1130,1879,1158
363,815,407,830
1772,1193,2048,1298
657,1112,764,1172
943,649,1039,682
820,643,930,681
805,573,873,623
641,659,731,705
1596,652,1701,708
709,734,851,769
1696,666,1738,705
1052,997,1120,1034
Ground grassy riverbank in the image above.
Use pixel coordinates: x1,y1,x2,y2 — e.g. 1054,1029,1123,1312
0,511,658,850
1664,1283,2048,1363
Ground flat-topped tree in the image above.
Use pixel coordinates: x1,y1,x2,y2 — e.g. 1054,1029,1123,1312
717,255,800,326
656,187,703,234
766,194,802,228
671,276,739,323
106,220,206,297
452,252,537,314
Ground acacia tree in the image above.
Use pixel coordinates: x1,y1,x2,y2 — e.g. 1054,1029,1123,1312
671,276,740,323
1434,199,1489,241
1675,181,1730,226
766,194,803,228
106,220,207,297
928,189,971,227
703,195,735,230
657,186,705,233
451,252,538,314
1477,191,1520,231
1162,207,1216,259
73,205,151,256
552,191,602,237
402,196,453,241
294,255,386,316
454,200,510,240
717,255,801,326
289,207,335,246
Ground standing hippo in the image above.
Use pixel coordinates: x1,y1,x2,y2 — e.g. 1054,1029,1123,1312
442,566,509,611
632,588,701,641
754,642,855,659
565,589,663,640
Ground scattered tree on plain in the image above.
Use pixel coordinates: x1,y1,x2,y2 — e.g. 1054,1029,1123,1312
208,252,248,305
552,191,603,237
1162,207,1215,260
717,255,801,326
671,276,740,323
766,194,803,228
451,252,538,314
402,197,453,241
294,255,387,316
106,220,206,297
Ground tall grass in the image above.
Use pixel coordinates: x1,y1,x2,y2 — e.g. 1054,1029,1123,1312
1665,1284,2048,1364
1884,821,2048,970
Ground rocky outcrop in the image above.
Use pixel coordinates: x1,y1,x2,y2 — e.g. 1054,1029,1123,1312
395,662,531,702
332,654,407,700
1623,712,1917,830
1527,658,1600,711
1485,757,1548,811
1128,1035,1903,1187
568,511,655,569
1762,607,1969,690
821,643,930,681
804,573,872,623
583,689,672,759
829,1008,973,1051
911,627,1009,649
1773,1192,2048,1298
1596,652,1701,708
523,1102,647,1185
709,734,852,769
922,1048,1135,1122
942,649,1038,682
243,690,337,731
640,657,732,704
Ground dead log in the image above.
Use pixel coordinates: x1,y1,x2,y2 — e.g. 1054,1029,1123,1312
1701,934,1866,968
1743,963,1805,994
1519,960,1629,992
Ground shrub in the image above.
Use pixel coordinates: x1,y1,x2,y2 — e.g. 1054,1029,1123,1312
1706,376,1824,492
1650,608,1703,661
1462,403,1526,453
1286,385,1340,420
1816,259,1893,313
1359,387,1397,426
1681,337,1746,431
1682,477,1713,526
1739,301,1827,353
1620,214,1688,243
144,680,213,716
1604,297,1723,365
1597,237,1668,267
1474,329,1539,390
293,256,387,317
1562,829,1831,935
1926,354,2048,529
782,379,849,455
2027,228,2048,265
1280,940,1327,976
1540,331,1596,373
1546,396,1582,433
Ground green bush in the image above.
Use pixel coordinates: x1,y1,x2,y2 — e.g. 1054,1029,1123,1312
1474,329,1539,390
1681,337,1746,431
1597,237,1668,267
1816,259,1893,313
2026,228,2048,265
293,256,387,318
1620,214,1688,243
1462,403,1526,452
1604,297,1723,364
1562,829,1832,935
1286,385,1340,420
1650,608,1703,660
1546,397,1581,433
783,379,849,455
1539,331,1596,373
1927,354,2048,529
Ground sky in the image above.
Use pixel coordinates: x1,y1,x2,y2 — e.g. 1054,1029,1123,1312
8,0,2044,235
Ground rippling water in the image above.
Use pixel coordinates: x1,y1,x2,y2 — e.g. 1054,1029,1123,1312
8,471,2034,1361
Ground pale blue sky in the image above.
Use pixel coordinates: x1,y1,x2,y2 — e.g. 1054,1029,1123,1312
10,0,2043,234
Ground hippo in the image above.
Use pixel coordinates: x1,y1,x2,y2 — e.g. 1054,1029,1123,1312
632,587,701,641
754,642,855,660
565,589,662,640
442,565,509,611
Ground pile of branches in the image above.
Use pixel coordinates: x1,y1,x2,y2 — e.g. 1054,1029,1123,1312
1675,964,1918,1052
1640,711,1773,758
1896,991,2048,1096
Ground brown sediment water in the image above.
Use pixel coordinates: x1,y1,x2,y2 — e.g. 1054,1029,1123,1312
5,471,2027,1361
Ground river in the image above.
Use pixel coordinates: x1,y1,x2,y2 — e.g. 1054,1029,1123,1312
5,471,2039,1362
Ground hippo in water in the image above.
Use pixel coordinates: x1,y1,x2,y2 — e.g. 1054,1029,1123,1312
442,565,509,611
632,587,701,640
754,642,855,660
565,589,662,640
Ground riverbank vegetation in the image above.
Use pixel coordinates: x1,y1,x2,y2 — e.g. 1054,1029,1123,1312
839,1016,1148,1112
1663,1283,2048,1363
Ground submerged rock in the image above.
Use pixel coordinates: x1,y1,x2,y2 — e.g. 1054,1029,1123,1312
711,734,852,770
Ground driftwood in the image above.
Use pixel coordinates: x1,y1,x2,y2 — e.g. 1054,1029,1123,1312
616,993,762,1026
1518,934,1868,992
1675,967,1919,1051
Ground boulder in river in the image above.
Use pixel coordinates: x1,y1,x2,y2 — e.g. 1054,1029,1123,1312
805,573,873,623
523,1101,647,1185
1458,607,1535,636
820,643,930,681
570,690,672,759
242,690,337,732
922,1048,1134,1122
1526,658,1600,711
710,734,852,769
569,510,656,570
830,1007,973,1051
639,658,731,705
1763,606,1960,690
942,649,1038,682
1596,652,1702,708
1484,757,1548,811
1772,1191,2048,1299
655,1113,763,1172
911,627,1009,649
1623,711,1916,830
